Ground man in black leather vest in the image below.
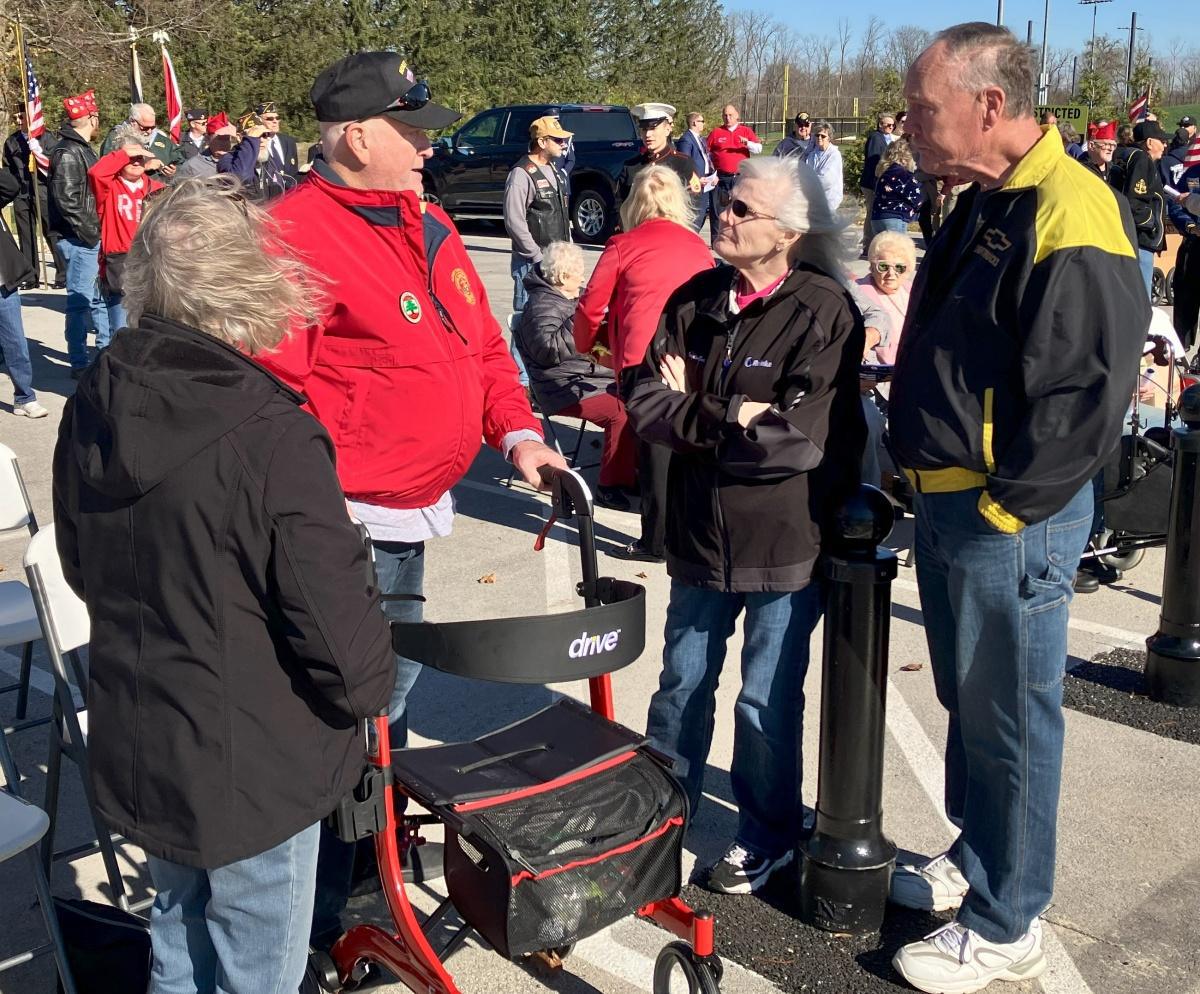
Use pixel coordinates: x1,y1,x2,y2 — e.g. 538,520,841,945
503,115,572,314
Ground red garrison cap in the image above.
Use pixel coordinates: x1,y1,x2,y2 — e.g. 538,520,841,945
62,90,98,120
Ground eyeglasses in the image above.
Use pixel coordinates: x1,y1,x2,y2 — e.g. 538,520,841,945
729,199,778,221
544,135,569,145
882,123,895,130
874,261,907,275
1091,141,1116,151
261,115,280,122
136,122,155,132
126,156,148,165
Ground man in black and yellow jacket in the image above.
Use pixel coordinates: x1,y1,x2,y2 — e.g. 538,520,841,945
886,23,1149,994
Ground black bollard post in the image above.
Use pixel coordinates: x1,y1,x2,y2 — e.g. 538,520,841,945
1145,384,1200,707
799,485,898,935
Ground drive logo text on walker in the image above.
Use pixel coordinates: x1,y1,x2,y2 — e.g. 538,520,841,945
568,629,622,658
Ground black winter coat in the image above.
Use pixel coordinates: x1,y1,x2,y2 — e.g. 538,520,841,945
0,170,36,291
48,125,99,246
514,265,614,414
623,264,865,592
53,318,395,868
1120,147,1166,252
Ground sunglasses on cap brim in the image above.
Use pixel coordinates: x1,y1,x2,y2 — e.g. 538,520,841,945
376,80,432,117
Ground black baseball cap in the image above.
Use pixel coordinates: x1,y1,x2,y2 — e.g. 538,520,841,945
310,51,461,129
795,113,811,125
185,108,208,121
1133,120,1169,143
1179,115,1195,127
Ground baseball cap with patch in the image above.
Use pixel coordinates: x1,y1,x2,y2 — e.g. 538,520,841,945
530,116,573,140
310,51,461,129
185,108,208,121
795,112,811,124
1179,116,1195,127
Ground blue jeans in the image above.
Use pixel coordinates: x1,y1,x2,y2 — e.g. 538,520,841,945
0,288,35,405
646,580,824,857
146,822,320,994
510,255,534,386
1139,248,1155,298
311,538,424,942
875,217,910,233
913,484,1092,943
106,290,128,334
59,238,110,369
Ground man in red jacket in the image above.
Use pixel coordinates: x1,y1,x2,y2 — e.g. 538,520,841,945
87,131,165,332
706,104,762,236
254,51,565,946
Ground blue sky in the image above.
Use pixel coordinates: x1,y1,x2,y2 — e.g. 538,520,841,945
722,0,1168,58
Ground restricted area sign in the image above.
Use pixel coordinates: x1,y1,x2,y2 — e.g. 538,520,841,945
1036,104,1091,132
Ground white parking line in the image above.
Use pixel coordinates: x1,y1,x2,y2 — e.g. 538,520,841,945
892,577,1150,649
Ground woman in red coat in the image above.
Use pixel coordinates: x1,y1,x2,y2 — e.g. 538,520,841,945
574,165,714,561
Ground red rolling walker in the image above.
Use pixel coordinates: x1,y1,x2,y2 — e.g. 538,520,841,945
307,468,722,994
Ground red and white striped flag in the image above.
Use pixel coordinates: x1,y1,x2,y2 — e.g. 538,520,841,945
1128,91,1150,124
1184,135,1200,169
161,43,183,142
22,51,50,172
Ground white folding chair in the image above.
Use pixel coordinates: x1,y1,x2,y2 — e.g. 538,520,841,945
25,525,144,913
0,728,78,993
0,443,45,738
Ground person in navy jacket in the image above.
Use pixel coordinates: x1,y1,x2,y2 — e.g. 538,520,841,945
677,111,719,243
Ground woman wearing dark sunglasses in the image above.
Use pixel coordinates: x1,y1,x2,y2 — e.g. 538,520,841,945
623,155,865,897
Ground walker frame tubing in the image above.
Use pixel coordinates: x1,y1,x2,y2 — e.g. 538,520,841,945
330,468,715,989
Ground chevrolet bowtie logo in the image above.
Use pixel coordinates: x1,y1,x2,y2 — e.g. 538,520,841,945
981,228,1012,252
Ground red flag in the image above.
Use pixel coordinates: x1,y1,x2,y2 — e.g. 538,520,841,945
1184,135,1200,169
161,44,182,142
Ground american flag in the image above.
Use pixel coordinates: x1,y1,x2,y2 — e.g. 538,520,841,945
1128,91,1150,124
22,51,50,172
1184,134,1200,169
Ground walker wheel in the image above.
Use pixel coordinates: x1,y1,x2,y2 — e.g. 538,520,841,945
301,950,341,993
1100,545,1145,571
653,941,722,994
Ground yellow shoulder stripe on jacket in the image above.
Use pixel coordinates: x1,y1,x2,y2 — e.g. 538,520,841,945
1001,126,1135,265
1036,160,1135,265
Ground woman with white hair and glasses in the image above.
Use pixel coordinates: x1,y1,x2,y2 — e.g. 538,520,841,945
802,122,844,211
624,155,866,895
52,177,396,993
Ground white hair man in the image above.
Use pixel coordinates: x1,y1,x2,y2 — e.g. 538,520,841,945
887,22,1148,993
101,102,180,179
251,50,565,949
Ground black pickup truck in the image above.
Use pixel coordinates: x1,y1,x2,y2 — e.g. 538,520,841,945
421,103,639,244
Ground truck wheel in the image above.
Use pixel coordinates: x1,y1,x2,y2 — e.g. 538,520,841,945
572,188,614,245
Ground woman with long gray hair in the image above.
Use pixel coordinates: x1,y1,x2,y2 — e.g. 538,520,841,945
624,155,865,894
52,177,396,993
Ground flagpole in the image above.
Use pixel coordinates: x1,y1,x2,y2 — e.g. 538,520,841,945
15,16,48,288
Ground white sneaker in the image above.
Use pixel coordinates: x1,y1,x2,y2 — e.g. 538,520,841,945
891,851,970,911
893,920,1047,994
13,400,48,419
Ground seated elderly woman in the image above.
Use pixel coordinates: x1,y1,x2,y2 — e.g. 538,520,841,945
855,229,917,486
52,177,395,994
624,155,865,895
514,240,635,508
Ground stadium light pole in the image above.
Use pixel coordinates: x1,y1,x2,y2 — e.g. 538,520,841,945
1078,0,1112,107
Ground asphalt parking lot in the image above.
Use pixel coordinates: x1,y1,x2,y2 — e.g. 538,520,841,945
1,216,1197,994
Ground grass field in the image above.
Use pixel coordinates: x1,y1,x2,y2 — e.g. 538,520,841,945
1162,103,1200,126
